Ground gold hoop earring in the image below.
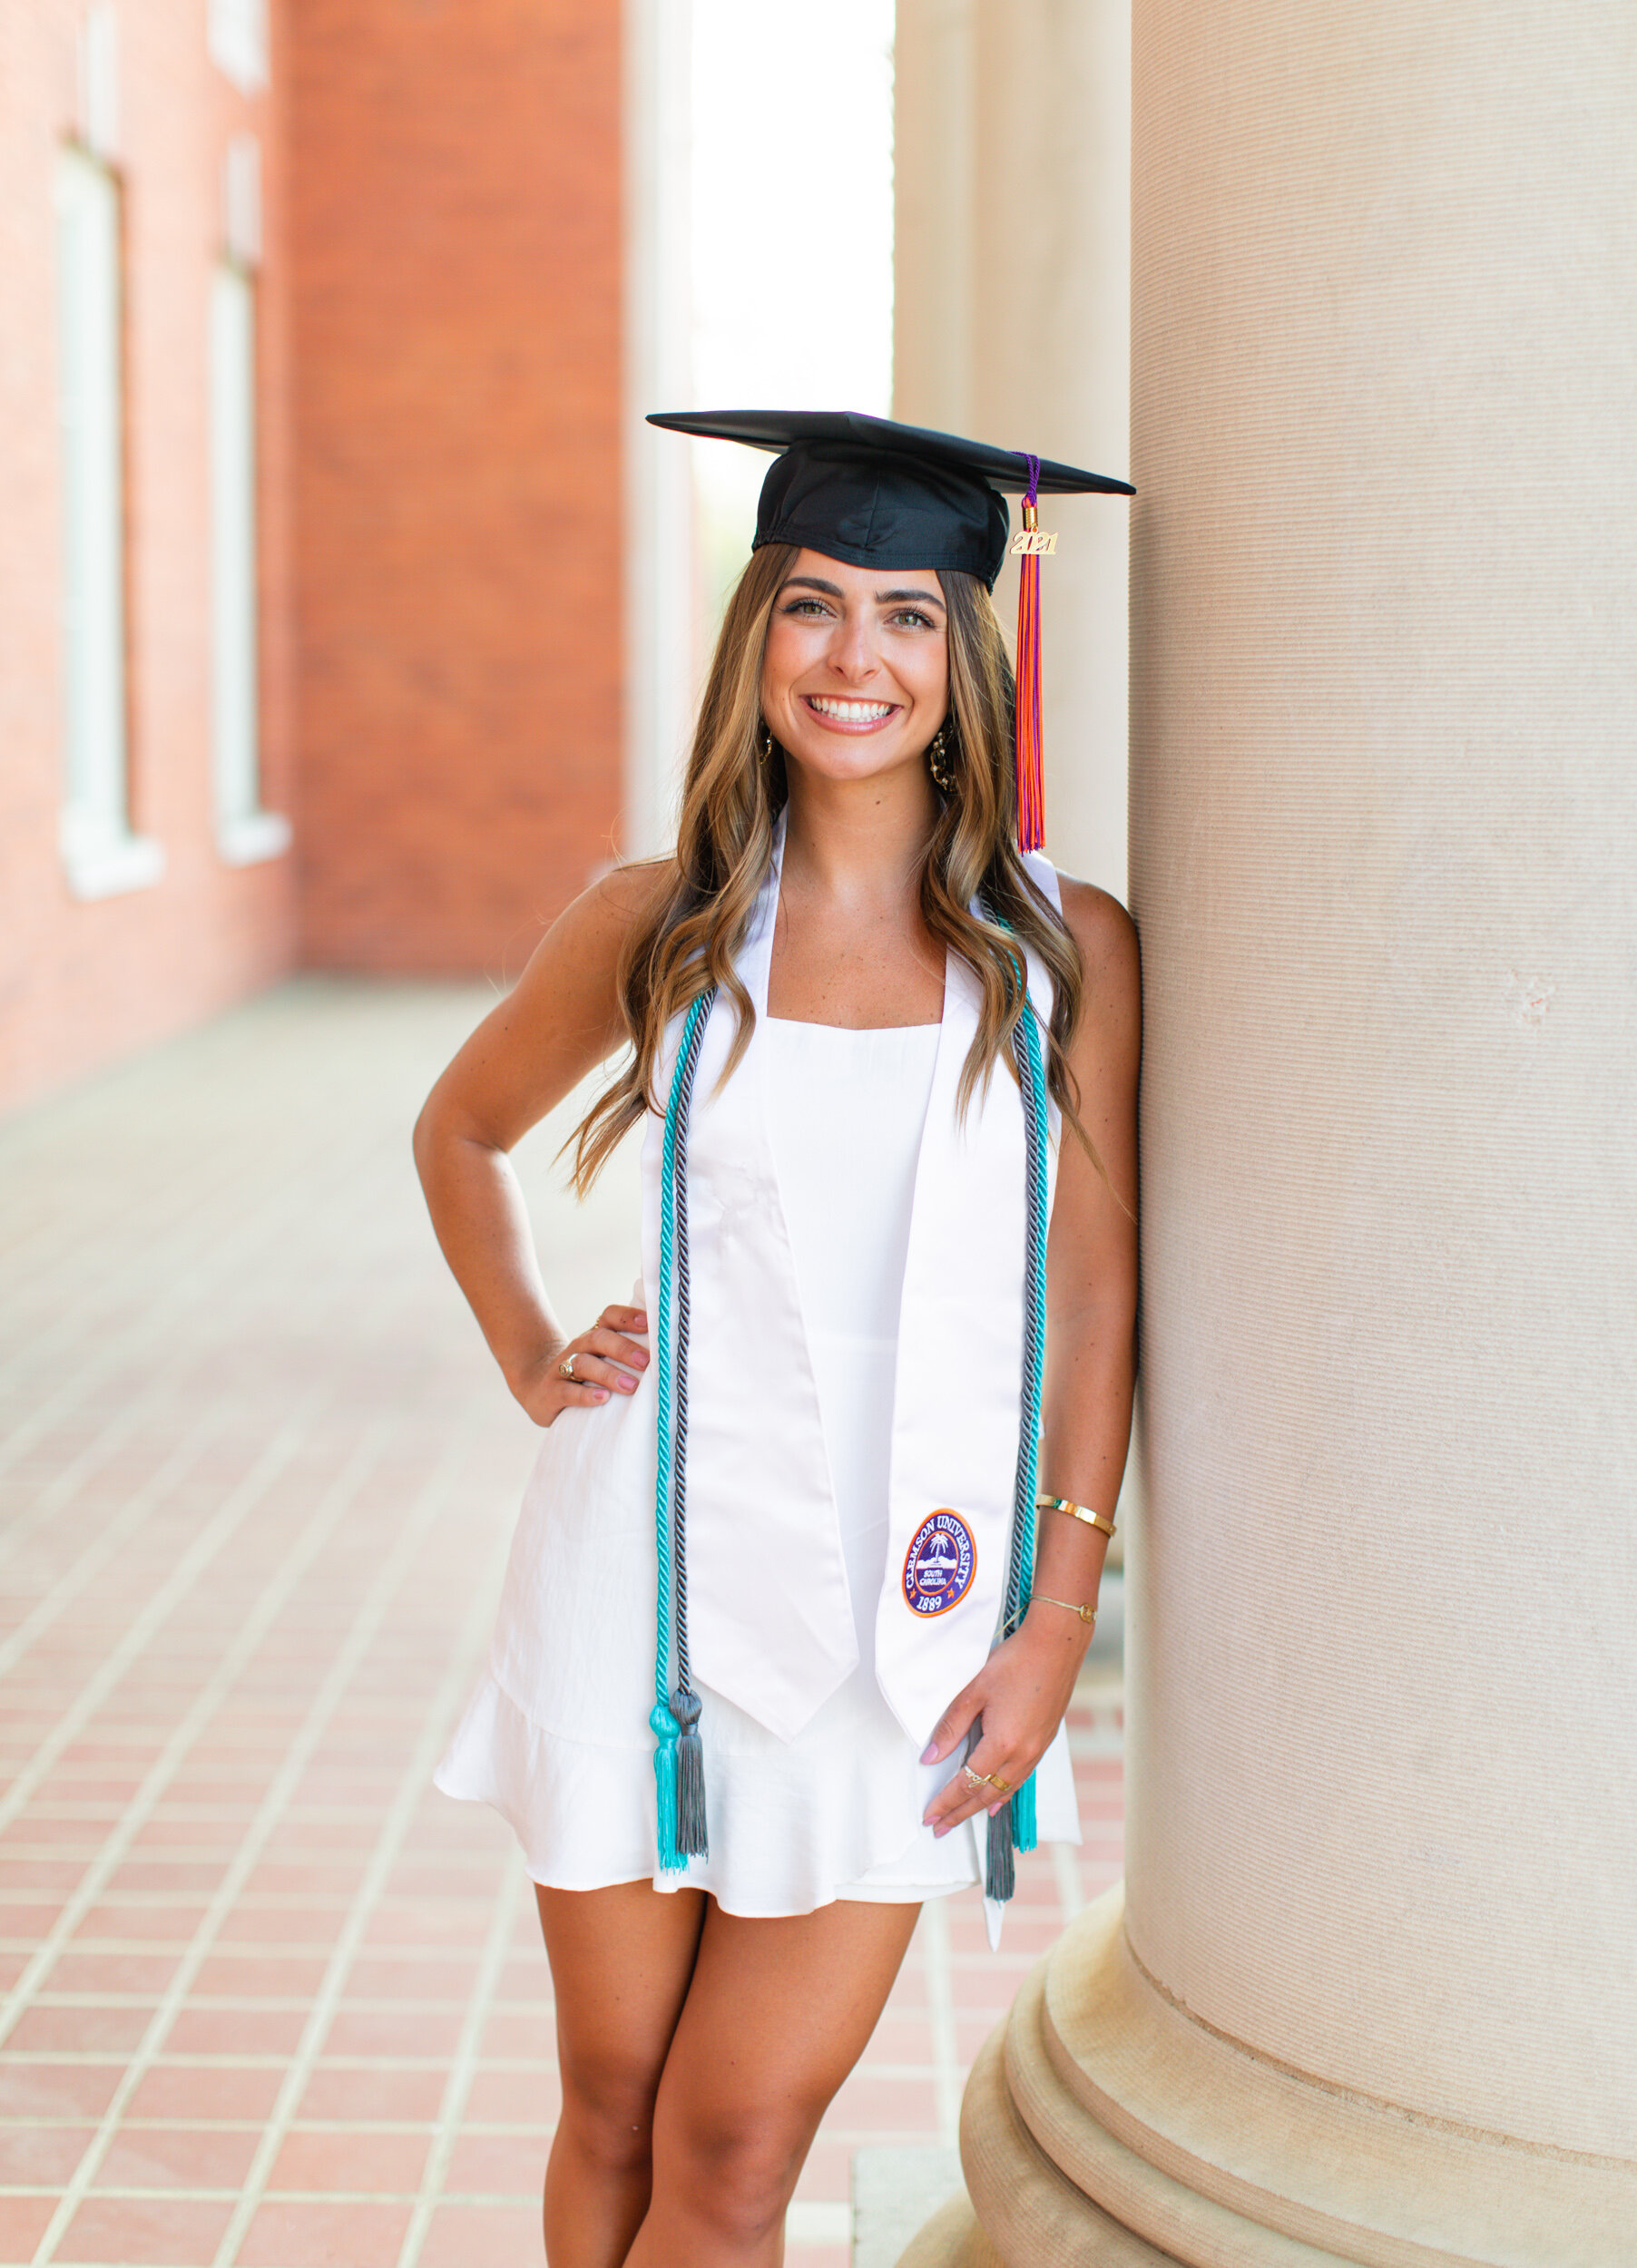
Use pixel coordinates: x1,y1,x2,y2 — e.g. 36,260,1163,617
926,720,956,794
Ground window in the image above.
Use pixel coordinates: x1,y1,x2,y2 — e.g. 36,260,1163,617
54,143,162,899
210,258,288,864
208,0,268,94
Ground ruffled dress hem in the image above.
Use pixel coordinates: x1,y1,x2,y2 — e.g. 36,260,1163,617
434,1667,1080,1924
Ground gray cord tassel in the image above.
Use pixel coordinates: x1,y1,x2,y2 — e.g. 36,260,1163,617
671,1686,708,1856
985,1792,1016,1901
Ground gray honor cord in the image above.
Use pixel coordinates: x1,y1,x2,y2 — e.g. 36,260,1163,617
665,990,712,1854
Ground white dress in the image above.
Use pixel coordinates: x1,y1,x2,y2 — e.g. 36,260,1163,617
435,1012,1082,1915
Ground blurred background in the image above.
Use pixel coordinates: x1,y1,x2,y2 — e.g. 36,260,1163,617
0,7,1132,2263
1,0,1130,1119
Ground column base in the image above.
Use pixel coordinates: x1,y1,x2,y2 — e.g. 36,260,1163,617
898,1883,1637,2267
895,2190,1004,2268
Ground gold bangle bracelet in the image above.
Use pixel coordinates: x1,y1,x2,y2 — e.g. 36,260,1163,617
1032,1594,1098,1629
1036,1492,1116,1540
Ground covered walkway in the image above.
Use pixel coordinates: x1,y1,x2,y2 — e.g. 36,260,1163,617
0,982,1123,2267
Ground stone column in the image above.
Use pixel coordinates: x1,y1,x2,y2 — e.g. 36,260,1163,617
894,0,1131,901
903,3,1637,2261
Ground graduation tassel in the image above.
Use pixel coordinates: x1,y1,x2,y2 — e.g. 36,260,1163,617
1012,456,1051,853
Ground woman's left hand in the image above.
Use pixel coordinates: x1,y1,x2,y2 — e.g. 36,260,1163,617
918,1605,1089,1836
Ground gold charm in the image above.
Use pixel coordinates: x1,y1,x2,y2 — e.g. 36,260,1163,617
1010,496,1057,556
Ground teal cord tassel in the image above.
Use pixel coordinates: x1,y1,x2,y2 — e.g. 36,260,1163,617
1011,1771,1038,1854
671,1687,708,1857
650,1700,683,1872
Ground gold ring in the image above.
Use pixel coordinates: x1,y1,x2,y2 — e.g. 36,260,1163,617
560,1352,578,1380
988,1774,1012,1795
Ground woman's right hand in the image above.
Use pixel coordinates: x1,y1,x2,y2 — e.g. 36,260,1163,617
509,1305,650,1427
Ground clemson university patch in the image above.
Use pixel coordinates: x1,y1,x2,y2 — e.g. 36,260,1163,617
901,1510,976,1616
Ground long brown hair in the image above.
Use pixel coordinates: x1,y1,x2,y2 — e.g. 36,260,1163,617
570,543,1093,1191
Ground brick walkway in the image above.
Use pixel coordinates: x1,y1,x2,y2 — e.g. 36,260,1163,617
0,982,1124,2268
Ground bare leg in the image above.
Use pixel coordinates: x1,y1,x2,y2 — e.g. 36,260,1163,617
536,1879,707,2268
625,1897,921,2267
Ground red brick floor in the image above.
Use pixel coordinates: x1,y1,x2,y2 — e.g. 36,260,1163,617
0,983,1123,2266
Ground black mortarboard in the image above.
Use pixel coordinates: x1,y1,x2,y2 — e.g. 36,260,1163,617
648,409,1133,850
647,408,1131,591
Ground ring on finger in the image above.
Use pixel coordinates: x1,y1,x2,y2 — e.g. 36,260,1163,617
560,1351,579,1381
961,1764,1010,1795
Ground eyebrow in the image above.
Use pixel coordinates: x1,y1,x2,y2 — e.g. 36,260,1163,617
779,574,946,610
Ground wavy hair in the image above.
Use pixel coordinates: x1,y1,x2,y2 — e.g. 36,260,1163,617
570,543,1097,1192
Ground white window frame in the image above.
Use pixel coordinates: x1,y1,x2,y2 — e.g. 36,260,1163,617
54,142,163,901
210,259,289,865
208,0,269,95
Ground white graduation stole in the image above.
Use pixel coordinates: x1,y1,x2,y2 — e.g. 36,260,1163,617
641,812,1060,1746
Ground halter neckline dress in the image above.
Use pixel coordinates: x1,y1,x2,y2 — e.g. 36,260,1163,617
436,868,1082,1930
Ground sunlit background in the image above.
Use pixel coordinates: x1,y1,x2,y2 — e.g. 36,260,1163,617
689,0,897,622
5,0,1137,1106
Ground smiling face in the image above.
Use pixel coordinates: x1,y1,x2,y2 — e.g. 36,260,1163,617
758,549,949,790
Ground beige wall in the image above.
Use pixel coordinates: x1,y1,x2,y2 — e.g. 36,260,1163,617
622,0,695,859
895,0,1132,900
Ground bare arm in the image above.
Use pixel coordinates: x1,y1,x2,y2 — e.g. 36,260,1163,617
412,860,671,1425
922,877,1142,1832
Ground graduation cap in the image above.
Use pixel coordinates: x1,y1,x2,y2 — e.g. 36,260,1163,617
648,409,1133,851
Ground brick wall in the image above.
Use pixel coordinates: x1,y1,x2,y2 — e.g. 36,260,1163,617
289,0,623,979
0,0,625,1116
0,1,299,1114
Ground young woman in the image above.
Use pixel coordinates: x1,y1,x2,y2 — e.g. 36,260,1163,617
415,412,1139,2267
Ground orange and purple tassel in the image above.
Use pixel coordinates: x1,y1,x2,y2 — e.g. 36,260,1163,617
1014,454,1046,854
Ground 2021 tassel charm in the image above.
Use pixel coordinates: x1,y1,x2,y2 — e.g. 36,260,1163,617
1010,455,1055,854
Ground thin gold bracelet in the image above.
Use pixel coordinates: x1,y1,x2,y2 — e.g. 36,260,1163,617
1036,1491,1116,1540
1031,1594,1098,1629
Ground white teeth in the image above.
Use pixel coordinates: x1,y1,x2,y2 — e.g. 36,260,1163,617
809,697,895,721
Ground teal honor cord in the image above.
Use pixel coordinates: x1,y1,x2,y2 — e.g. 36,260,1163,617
651,988,714,1868
985,983,1049,1897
